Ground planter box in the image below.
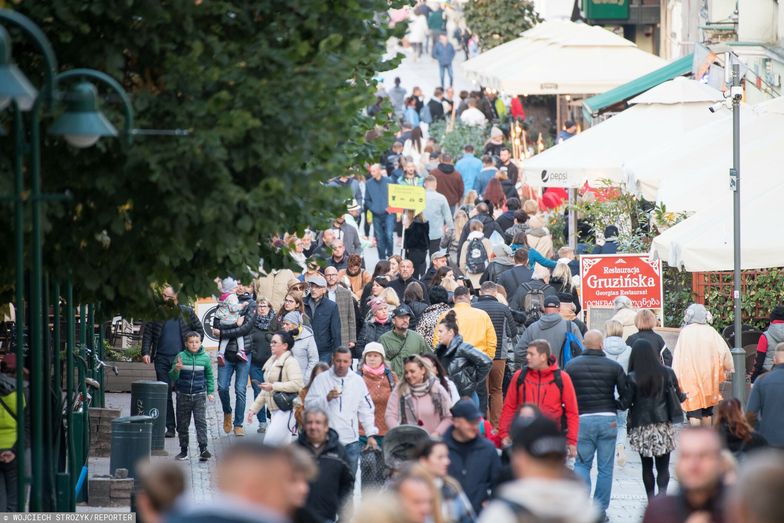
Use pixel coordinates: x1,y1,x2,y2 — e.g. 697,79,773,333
104,362,157,393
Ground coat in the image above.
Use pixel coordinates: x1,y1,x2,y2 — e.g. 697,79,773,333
251,351,304,414
472,296,517,360
141,304,204,359
356,319,393,359
379,329,432,379
330,286,357,347
746,365,784,447
514,313,582,368
214,293,257,357
435,335,492,397
459,232,494,288
291,326,319,383
415,303,452,348
627,368,685,430
672,323,734,412
296,429,354,521
443,426,502,514
564,349,628,415
358,365,397,435
169,346,215,395
305,296,342,357
432,302,497,360
253,268,296,311
385,379,453,435
431,163,464,207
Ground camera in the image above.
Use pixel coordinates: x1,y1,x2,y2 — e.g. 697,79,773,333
708,101,726,113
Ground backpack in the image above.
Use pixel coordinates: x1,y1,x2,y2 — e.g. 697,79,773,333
516,367,567,434
465,237,488,274
419,103,433,124
518,281,554,326
559,321,584,367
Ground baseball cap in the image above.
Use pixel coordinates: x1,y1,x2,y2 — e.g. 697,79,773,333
305,274,327,287
511,413,567,458
392,305,413,318
543,295,561,308
450,399,482,421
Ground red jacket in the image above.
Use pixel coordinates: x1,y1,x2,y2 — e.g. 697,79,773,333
498,359,579,446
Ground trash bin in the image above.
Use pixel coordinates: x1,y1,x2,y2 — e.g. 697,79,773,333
110,415,152,480
130,380,169,452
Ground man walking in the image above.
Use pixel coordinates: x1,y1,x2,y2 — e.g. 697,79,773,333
498,339,579,456
379,305,431,378
432,34,456,89
565,330,629,521
497,147,518,185
214,281,257,436
304,274,342,363
473,155,497,196
389,259,425,302
443,400,501,514
305,347,379,474
324,266,357,354
514,295,582,368
431,154,464,215
422,176,453,257
426,87,446,122
747,341,784,448
455,145,482,199
472,282,517,427
495,249,533,299
422,248,449,288
365,163,395,259
142,285,204,438
296,409,355,523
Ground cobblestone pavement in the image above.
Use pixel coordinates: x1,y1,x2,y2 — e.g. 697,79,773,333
82,369,680,522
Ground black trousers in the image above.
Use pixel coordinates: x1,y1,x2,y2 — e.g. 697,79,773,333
154,355,177,431
176,392,208,451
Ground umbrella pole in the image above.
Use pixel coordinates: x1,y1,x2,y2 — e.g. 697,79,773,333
568,188,577,250
730,61,745,403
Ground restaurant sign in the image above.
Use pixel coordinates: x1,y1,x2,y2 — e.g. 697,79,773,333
583,0,629,21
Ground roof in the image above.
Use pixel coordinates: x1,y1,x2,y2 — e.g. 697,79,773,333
582,54,694,117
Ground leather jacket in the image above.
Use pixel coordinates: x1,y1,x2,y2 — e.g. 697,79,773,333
627,367,685,429
436,335,492,397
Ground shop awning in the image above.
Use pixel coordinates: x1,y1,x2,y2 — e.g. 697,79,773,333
582,54,694,121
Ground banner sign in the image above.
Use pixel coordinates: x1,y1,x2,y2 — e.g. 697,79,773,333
388,185,426,214
580,254,663,309
582,0,629,20
195,298,219,349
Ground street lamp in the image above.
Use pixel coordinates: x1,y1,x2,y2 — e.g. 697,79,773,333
0,8,134,511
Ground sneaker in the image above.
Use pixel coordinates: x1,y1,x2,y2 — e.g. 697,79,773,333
199,448,211,461
165,429,176,438
236,351,248,362
223,413,232,434
257,423,267,434
175,450,188,461
234,426,246,437
616,443,627,467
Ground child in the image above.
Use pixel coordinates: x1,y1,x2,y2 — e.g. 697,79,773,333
215,277,248,364
169,331,215,462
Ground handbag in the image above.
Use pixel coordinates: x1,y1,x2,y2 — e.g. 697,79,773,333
665,377,684,424
272,355,297,412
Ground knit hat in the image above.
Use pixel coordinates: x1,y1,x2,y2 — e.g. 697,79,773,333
220,277,238,294
347,199,361,213
283,311,302,326
370,298,388,314
511,413,567,458
362,342,386,359
490,126,503,139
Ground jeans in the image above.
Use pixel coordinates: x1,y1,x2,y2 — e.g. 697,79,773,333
217,357,251,427
154,354,177,431
439,63,454,88
249,363,268,423
344,441,362,477
574,415,618,513
373,212,395,259
318,352,333,364
616,410,628,445
176,392,208,451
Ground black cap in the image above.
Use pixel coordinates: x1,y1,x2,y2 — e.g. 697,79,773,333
511,413,567,458
543,295,560,308
450,399,482,421
392,305,413,318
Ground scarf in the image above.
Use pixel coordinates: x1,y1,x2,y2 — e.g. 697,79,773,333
401,376,446,425
408,376,436,397
255,309,275,330
362,363,386,377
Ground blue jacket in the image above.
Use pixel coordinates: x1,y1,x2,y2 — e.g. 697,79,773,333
365,175,391,215
404,106,420,127
433,41,456,66
305,296,342,356
455,154,482,197
473,168,496,196
443,426,501,513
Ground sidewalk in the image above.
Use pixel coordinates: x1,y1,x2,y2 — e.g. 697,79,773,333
83,377,674,522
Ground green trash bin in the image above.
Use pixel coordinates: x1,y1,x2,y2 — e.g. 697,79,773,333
130,380,169,452
110,415,152,480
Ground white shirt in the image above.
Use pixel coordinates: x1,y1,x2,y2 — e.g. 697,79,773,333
460,107,487,127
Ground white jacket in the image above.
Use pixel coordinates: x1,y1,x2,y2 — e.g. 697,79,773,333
305,368,379,445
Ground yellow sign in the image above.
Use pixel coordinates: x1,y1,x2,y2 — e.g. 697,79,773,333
388,185,426,214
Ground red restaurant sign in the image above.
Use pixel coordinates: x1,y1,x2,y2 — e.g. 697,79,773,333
580,254,663,309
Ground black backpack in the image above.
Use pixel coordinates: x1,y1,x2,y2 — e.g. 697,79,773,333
516,366,567,434
518,281,554,326
465,237,489,274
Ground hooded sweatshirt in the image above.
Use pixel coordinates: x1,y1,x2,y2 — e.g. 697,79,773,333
478,477,598,523
305,367,379,445
431,163,465,207
515,313,583,368
603,336,631,373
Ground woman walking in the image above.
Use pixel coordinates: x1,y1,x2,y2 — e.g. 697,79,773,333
357,342,398,444
385,355,453,436
626,339,686,500
417,440,476,523
280,311,319,384
416,286,452,347
249,298,275,432
434,311,492,404
247,331,304,446
715,398,767,458
626,309,672,366
357,298,394,357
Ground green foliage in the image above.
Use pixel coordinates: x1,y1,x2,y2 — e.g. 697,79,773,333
428,121,489,158
0,1,402,316
663,267,693,328
702,269,784,330
464,0,542,50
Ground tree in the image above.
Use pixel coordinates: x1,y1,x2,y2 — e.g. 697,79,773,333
0,1,403,315
464,0,542,50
